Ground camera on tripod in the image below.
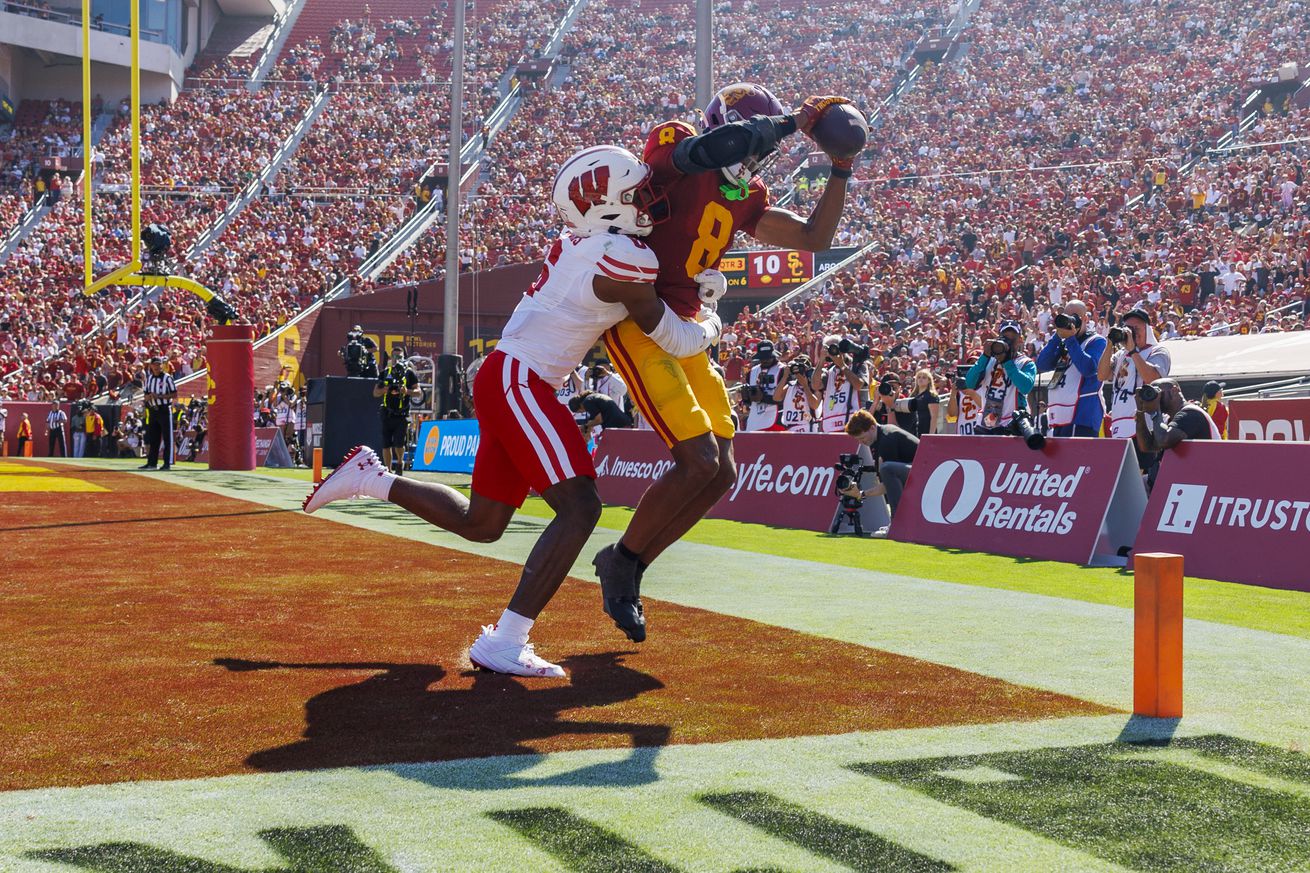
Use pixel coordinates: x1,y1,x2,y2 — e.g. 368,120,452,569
831,452,879,535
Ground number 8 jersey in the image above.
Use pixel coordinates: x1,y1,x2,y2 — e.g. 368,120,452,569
642,120,772,315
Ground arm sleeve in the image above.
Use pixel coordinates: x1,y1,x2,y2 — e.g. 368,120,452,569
965,356,989,390
1034,335,1062,372
1068,335,1106,377
1003,358,1037,396
669,116,798,176
645,305,716,358
1146,344,1172,376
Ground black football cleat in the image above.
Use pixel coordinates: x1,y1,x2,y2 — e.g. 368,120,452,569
593,544,646,642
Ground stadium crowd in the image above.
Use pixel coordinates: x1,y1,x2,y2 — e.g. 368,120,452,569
2,0,1308,410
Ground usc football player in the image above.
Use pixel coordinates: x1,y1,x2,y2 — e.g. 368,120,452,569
595,83,857,642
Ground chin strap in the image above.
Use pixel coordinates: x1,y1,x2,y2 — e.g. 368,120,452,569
720,179,750,201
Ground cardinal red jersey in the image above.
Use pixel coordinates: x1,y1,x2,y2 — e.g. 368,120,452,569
642,120,771,317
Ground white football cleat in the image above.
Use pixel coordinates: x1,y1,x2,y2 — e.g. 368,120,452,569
468,626,566,678
302,445,387,513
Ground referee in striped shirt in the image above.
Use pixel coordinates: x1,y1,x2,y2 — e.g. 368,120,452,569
141,357,177,470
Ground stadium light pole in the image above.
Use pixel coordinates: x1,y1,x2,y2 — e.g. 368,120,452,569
695,0,713,110
443,0,466,357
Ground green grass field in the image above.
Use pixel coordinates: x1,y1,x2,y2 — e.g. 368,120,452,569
5,458,1310,872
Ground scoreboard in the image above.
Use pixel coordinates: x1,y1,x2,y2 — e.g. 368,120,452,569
719,247,857,290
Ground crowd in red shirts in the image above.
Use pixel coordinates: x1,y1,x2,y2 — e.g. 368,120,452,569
1,0,1307,404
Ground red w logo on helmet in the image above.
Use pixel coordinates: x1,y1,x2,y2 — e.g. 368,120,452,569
568,166,611,215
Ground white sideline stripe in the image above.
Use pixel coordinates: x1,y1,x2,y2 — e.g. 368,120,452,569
514,359,577,481
501,355,562,484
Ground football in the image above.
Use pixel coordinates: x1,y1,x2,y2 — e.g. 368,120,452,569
810,103,869,161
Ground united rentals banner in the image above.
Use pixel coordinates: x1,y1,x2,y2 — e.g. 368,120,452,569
1228,398,1310,442
1134,441,1310,592
412,419,479,473
593,430,852,531
890,436,1147,565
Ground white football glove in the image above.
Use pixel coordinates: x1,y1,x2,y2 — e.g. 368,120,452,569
694,269,728,307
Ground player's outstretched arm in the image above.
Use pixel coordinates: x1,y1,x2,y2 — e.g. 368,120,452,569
594,276,719,358
752,165,850,252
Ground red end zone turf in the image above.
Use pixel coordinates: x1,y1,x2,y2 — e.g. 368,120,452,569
0,462,1113,790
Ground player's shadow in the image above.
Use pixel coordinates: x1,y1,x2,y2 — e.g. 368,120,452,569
214,652,669,790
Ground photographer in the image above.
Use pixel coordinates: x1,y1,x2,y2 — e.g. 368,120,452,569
774,354,819,432
373,349,422,475
568,390,633,434
1098,307,1170,442
1036,300,1106,436
586,361,628,408
884,368,941,437
963,320,1038,435
1134,378,1220,492
341,325,379,379
812,334,870,433
843,408,919,521
743,341,784,431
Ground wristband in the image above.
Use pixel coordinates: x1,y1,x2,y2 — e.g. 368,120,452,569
829,165,853,179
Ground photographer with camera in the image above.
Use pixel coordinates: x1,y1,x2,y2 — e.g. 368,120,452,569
341,325,379,379
373,348,423,475
811,334,871,433
70,400,87,458
1098,307,1170,445
1035,300,1106,436
586,361,628,408
842,408,919,529
774,354,819,432
568,390,633,434
963,320,1041,447
1134,378,1220,492
882,368,941,437
742,341,784,431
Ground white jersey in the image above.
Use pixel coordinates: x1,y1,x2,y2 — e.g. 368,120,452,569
1107,343,1171,437
955,389,983,435
496,231,658,385
778,382,814,432
819,367,859,433
745,362,783,431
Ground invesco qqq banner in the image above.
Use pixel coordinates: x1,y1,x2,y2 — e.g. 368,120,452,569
412,419,480,473
891,436,1147,565
1134,441,1310,592
593,430,853,531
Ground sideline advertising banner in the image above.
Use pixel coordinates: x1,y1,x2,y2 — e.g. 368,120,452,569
593,430,854,531
196,427,292,468
890,436,1147,566
1228,398,1310,442
413,419,479,474
1134,441,1310,592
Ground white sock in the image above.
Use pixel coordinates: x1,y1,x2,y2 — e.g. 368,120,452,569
492,608,533,646
358,467,397,501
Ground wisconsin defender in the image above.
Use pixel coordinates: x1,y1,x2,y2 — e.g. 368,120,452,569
595,84,856,641
302,146,720,678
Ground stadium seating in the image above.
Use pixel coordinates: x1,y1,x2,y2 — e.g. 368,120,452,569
1,0,1306,403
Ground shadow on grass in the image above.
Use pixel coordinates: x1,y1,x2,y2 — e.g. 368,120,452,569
216,652,669,790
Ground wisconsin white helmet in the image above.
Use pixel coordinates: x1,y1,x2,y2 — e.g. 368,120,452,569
552,145,659,237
